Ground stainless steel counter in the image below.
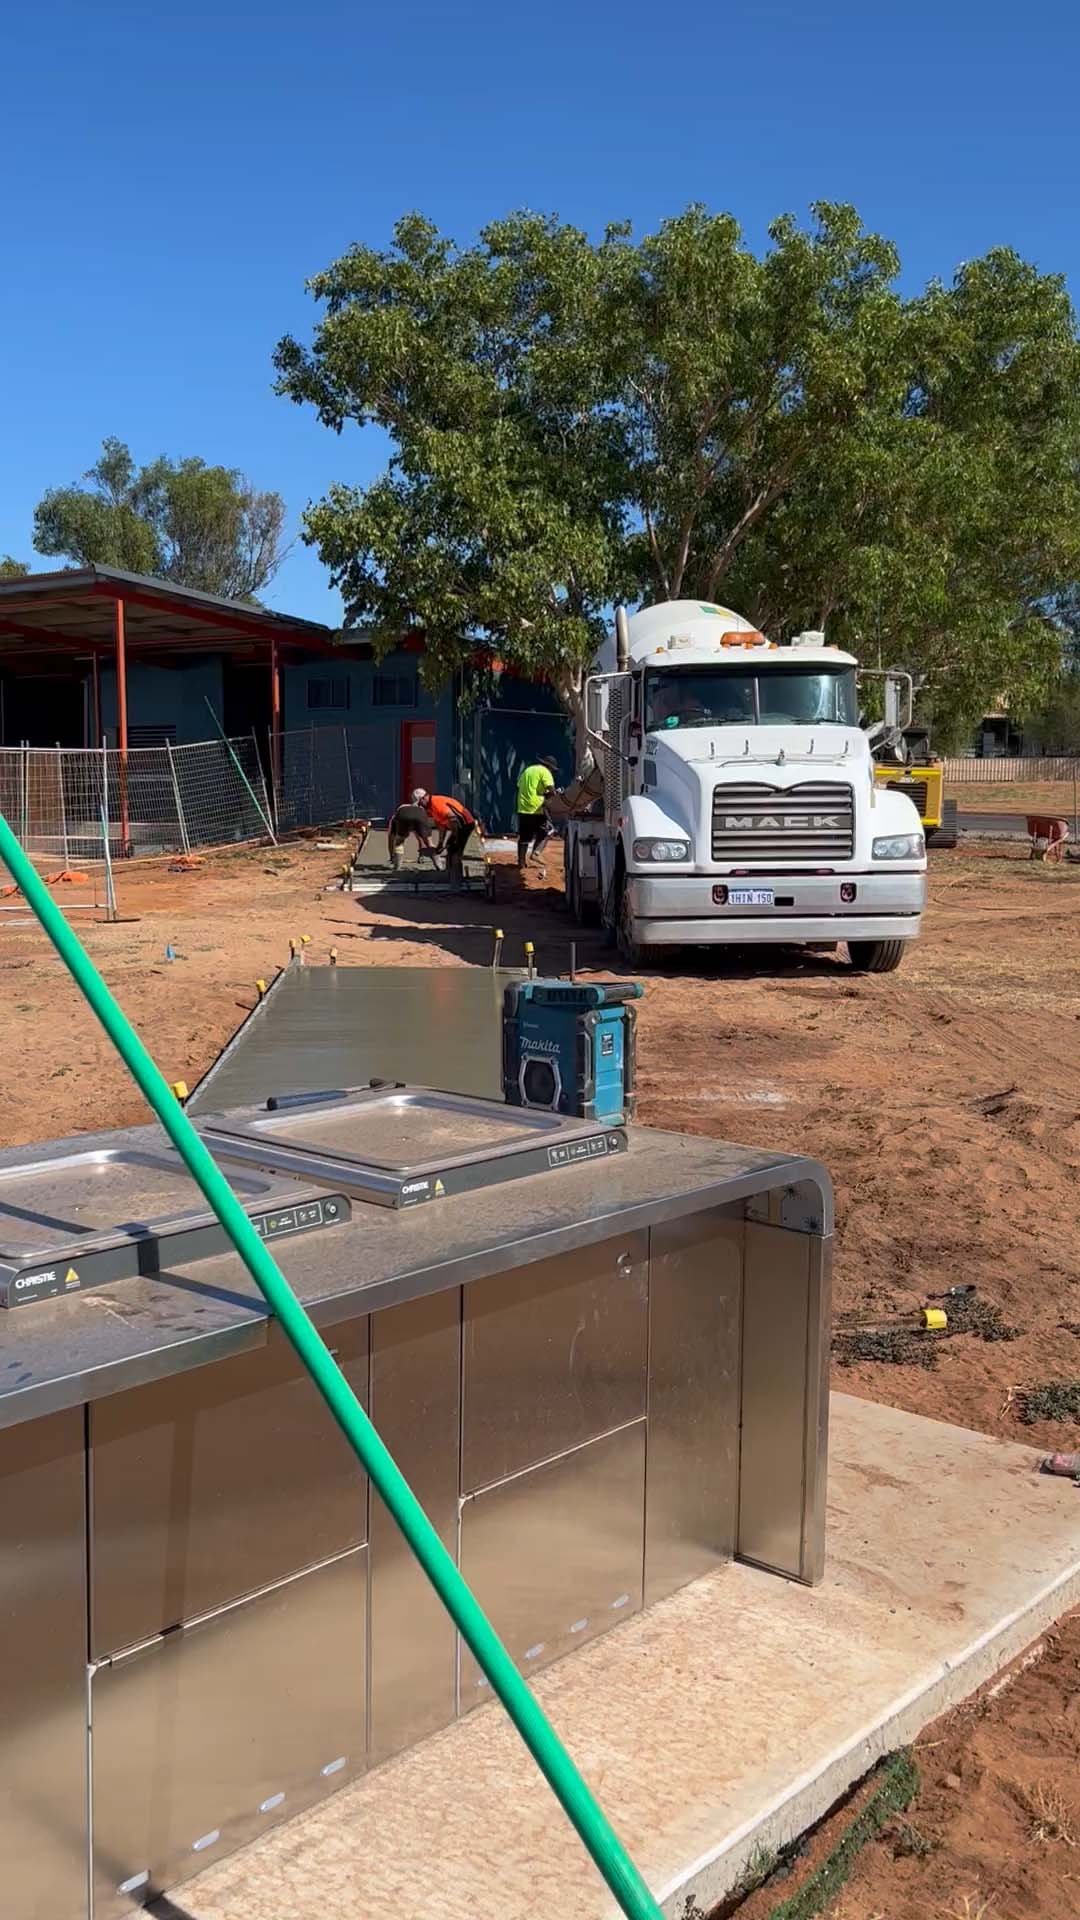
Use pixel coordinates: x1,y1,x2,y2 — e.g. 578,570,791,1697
0,1112,832,1920
0,1118,829,1432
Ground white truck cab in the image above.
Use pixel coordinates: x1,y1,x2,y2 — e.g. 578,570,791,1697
561,601,927,971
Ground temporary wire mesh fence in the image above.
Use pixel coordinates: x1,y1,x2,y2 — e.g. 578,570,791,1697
943,755,1080,782
0,728,400,899
272,724,399,829
0,737,274,876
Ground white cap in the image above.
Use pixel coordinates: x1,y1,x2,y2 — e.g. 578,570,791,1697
411,787,429,803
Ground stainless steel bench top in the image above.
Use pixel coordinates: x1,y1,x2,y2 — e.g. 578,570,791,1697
0,1118,831,1431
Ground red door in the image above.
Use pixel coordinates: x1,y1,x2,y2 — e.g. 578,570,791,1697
401,719,436,798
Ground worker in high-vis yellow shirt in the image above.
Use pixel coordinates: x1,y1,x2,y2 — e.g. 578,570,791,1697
516,754,559,875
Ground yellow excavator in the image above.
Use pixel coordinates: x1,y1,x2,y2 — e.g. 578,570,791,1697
873,725,958,848
864,670,958,849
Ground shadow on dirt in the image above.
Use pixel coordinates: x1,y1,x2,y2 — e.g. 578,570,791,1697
341,883,851,982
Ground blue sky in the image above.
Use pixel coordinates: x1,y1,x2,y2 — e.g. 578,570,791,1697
3,0,1078,624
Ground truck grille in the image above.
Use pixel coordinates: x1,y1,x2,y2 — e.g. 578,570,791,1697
711,782,855,862
884,776,928,814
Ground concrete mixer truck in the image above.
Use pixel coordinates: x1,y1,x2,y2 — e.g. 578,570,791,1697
558,601,927,971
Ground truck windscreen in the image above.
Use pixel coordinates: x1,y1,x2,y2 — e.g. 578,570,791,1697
646,665,857,730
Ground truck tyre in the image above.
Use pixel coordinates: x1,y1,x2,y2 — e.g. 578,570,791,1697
847,938,906,974
578,868,601,926
926,797,958,849
616,876,645,969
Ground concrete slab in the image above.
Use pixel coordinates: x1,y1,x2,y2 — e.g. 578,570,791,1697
346,826,487,897
189,966,521,1111
178,1394,1080,1920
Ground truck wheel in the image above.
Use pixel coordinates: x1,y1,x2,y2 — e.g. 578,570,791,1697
577,865,601,927
926,798,958,849
616,879,645,969
847,939,906,974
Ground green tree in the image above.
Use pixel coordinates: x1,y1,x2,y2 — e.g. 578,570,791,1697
33,438,287,601
731,249,1080,740
276,213,636,744
277,206,1080,746
0,557,28,578
1021,674,1080,754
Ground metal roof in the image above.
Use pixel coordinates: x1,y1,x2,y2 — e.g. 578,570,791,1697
0,566,337,663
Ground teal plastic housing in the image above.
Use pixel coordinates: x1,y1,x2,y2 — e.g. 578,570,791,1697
502,979,644,1125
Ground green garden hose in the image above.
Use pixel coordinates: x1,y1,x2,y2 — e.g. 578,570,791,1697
0,812,664,1920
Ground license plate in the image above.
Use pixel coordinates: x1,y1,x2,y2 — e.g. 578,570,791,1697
726,887,774,907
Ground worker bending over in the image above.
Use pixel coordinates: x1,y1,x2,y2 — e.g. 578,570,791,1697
516,754,558,875
422,791,479,872
387,791,439,869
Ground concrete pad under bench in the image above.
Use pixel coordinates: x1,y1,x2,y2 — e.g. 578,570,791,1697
178,1393,1080,1920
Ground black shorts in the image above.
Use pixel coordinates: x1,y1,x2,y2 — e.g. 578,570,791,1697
390,804,430,839
517,812,549,847
444,818,473,860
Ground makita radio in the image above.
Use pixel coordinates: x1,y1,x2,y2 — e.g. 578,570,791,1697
502,979,643,1126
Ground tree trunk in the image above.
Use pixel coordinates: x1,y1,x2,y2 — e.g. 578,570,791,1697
556,668,590,770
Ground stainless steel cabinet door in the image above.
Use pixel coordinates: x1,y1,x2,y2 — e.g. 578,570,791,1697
459,1422,646,1707
369,1289,460,1762
645,1208,742,1604
462,1236,647,1491
740,1222,830,1584
0,1408,88,1920
91,1547,368,1916
91,1317,369,1655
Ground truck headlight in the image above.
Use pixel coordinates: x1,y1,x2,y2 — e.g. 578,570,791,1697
632,838,690,863
872,832,925,860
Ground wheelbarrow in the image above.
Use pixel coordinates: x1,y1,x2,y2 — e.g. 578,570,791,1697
1027,815,1070,862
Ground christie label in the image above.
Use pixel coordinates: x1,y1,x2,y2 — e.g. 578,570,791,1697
14,1269,56,1292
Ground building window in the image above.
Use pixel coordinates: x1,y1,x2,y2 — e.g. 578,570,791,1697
129,724,177,748
307,676,351,711
372,670,419,708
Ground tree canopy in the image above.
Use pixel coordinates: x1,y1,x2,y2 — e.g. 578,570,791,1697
32,438,287,602
277,205,1080,744
0,557,28,579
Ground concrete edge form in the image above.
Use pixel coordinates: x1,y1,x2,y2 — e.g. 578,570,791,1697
187,964,289,1110
657,1553,1080,1918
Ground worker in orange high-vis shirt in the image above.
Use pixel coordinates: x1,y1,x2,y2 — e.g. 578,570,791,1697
420,791,479,872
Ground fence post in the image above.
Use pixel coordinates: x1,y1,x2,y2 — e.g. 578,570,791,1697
166,741,191,854
343,726,355,818
101,740,114,917
57,746,69,867
20,743,28,849
101,743,117,923
309,724,316,827
263,725,280,833
252,729,276,843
